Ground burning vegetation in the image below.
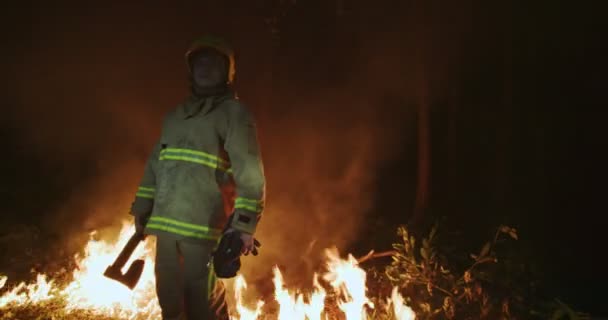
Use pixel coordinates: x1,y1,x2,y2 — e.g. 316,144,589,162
0,222,415,320
0,221,587,319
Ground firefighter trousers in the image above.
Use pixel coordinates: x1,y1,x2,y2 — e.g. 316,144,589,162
155,235,228,320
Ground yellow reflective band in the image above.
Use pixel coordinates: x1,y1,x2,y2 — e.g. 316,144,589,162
160,154,222,168
146,216,222,240
235,197,263,213
161,148,228,164
146,224,221,240
148,216,220,233
159,148,231,172
136,192,154,199
136,186,155,199
235,197,262,205
207,266,215,299
235,204,261,212
160,148,230,167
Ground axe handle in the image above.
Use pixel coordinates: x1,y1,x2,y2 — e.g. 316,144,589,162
111,232,144,269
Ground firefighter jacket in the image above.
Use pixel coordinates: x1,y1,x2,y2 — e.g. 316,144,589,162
130,92,265,241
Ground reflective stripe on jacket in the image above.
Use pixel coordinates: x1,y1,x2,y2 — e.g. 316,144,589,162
130,93,265,241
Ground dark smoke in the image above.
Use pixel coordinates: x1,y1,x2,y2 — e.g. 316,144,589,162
4,1,606,314
2,1,467,289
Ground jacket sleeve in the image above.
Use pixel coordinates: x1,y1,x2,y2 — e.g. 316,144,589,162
224,103,266,234
130,142,161,217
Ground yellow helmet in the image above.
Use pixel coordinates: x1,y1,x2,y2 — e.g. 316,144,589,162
185,35,236,83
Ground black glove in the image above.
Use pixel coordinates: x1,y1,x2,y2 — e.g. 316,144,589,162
134,214,149,235
222,213,262,255
212,230,243,278
211,229,262,278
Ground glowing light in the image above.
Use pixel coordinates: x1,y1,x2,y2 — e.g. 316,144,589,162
0,223,161,319
1,224,415,319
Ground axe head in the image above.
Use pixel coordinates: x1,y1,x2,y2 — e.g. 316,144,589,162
103,231,145,290
103,259,145,290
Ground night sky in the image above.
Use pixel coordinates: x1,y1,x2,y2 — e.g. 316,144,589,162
1,0,605,315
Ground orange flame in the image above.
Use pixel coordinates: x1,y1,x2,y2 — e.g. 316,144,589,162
271,266,326,320
390,287,416,320
233,275,265,320
0,274,56,307
323,248,373,320
0,223,161,319
230,248,416,320
0,223,415,319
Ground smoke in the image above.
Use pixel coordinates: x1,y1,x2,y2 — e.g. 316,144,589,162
242,97,388,285
2,0,452,291
237,35,421,290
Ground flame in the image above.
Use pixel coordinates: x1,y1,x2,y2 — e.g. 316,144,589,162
1,224,415,320
271,266,326,320
233,275,264,320
0,274,56,307
323,248,372,320
389,287,416,320
61,225,161,319
0,222,161,319
230,248,415,320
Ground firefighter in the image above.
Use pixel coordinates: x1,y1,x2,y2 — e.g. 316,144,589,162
129,35,266,320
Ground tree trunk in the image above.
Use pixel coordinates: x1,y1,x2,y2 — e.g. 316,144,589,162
494,2,513,215
410,91,430,227
409,0,431,228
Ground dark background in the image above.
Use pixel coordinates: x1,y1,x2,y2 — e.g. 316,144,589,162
0,0,605,315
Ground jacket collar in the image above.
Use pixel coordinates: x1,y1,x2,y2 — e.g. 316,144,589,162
179,90,236,119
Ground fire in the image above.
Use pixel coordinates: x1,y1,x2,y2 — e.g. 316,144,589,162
60,225,161,319
271,266,326,320
323,249,372,320
389,287,416,320
0,223,161,319
1,223,415,320
0,274,56,307
230,248,415,320
233,275,264,320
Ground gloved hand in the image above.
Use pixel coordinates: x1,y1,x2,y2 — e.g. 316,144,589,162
225,229,261,256
212,229,262,278
223,213,261,255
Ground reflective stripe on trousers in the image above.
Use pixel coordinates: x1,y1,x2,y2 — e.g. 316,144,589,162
155,235,228,320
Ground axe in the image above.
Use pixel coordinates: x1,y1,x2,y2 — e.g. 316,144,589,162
103,231,145,290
